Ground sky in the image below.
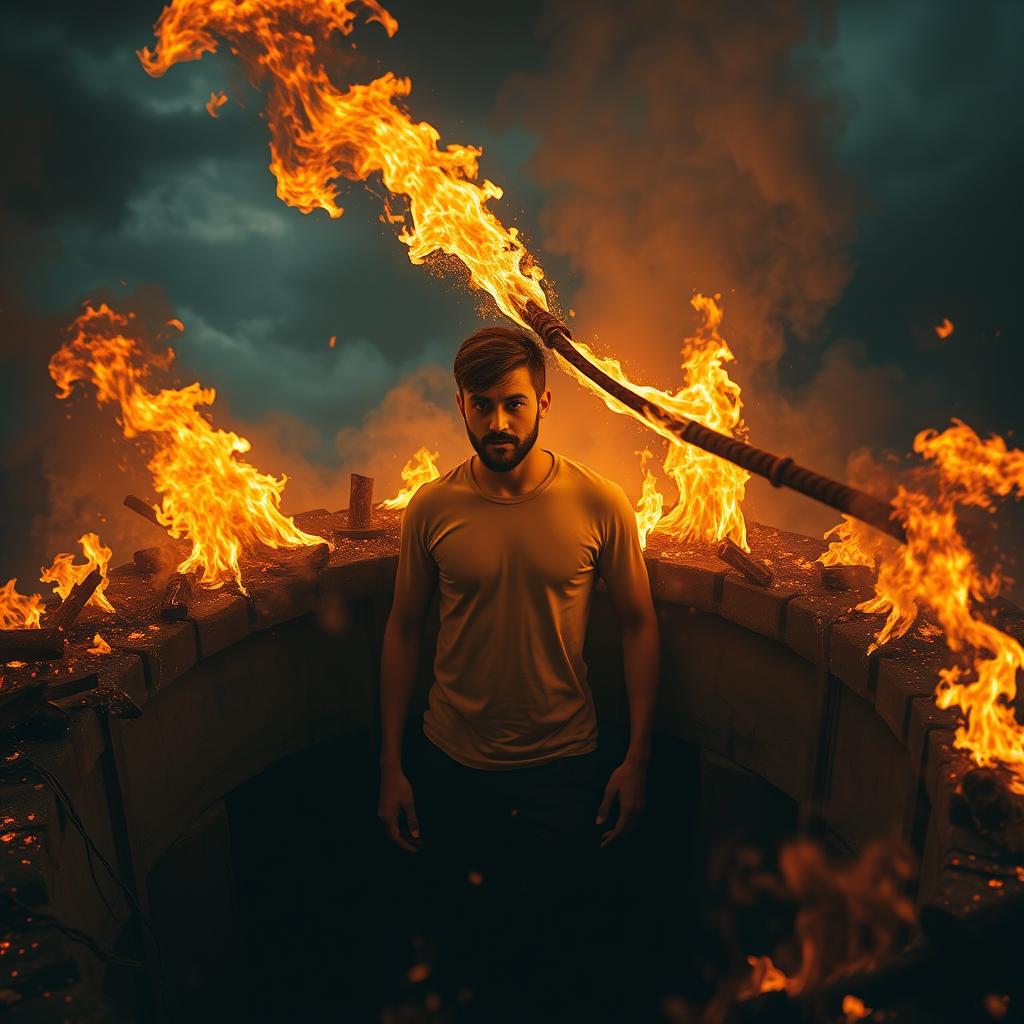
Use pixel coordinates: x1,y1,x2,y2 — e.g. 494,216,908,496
0,0,1021,592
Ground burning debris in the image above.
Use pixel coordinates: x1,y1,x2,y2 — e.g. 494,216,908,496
49,303,328,595
820,420,1024,791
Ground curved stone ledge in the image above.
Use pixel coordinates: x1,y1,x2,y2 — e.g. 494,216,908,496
2,509,1023,1017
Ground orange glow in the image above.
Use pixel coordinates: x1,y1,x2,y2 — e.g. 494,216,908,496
0,581,46,631
741,955,790,997
561,295,748,548
50,304,327,593
934,318,954,339
842,995,871,1021
205,90,228,118
88,633,112,656
633,449,664,550
380,447,440,510
40,533,115,614
328,334,337,349
138,2,752,550
138,0,544,324
167,318,185,331
825,420,1024,789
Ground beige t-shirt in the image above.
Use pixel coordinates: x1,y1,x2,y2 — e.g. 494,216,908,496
396,448,647,770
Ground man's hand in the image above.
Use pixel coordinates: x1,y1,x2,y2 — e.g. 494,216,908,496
596,757,648,848
378,766,422,853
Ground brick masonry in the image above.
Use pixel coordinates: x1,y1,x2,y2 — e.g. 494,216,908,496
2,510,1023,1017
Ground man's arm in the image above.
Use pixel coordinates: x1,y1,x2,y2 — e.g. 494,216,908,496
377,497,437,852
595,487,660,846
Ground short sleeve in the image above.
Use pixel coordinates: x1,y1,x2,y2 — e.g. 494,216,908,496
596,483,649,595
394,488,438,598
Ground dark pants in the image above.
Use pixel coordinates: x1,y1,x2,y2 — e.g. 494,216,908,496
405,726,623,1021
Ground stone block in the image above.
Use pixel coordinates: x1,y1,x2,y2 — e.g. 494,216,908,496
656,606,820,801
876,654,954,741
823,684,915,850
246,574,317,631
828,617,887,698
784,591,865,665
188,589,250,658
113,621,198,694
647,544,720,606
719,576,799,641
907,698,962,776
319,554,396,604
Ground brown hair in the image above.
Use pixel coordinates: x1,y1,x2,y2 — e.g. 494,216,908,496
454,326,546,398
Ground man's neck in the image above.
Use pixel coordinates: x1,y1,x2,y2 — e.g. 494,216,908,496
471,447,554,499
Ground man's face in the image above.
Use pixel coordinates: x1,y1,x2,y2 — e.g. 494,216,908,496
457,366,550,473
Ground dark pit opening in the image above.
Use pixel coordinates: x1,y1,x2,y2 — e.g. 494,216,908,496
145,723,802,1022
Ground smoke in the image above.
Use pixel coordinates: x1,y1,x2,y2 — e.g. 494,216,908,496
481,0,910,539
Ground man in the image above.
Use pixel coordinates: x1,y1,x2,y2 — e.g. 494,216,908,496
377,325,660,1018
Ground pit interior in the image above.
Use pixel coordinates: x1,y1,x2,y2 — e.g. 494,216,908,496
3,510,1019,1022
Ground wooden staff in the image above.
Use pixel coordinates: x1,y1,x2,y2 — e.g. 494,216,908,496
522,301,906,544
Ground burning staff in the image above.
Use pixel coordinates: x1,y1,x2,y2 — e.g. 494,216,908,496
521,302,905,544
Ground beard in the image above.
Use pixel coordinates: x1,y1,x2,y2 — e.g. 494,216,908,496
464,408,541,473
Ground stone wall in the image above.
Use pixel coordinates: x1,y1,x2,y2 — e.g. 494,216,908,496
1,509,1019,1019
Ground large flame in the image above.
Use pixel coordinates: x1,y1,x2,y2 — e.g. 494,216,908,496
0,581,46,631
49,304,326,593
820,420,1024,789
379,447,441,511
138,2,750,549
556,294,748,548
138,0,544,324
1,533,115,630
40,533,115,613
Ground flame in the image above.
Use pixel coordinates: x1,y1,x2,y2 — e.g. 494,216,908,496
740,840,915,1001
934,318,954,339
841,995,871,1022
741,955,790,997
138,0,543,324
88,633,112,656
823,420,1024,789
49,304,327,593
380,447,440,510
0,581,46,631
205,89,228,117
137,2,748,548
633,449,664,550
40,533,115,614
558,295,748,547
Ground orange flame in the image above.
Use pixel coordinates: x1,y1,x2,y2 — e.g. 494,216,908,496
842,995,872,1022
138,1,748,549
741,955,790,997
49,304,327,593
934,318,954,339
0,581,46,631
823,420,1024,789
633,449,664,550
40,533,116,614
380,447,440,510
559,295,748,547
205,89,228,118
88,633,113,656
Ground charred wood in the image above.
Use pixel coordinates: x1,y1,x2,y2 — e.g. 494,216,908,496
0,628,65,662
46,568,103,631
161,573,193,621
717,538,773,588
